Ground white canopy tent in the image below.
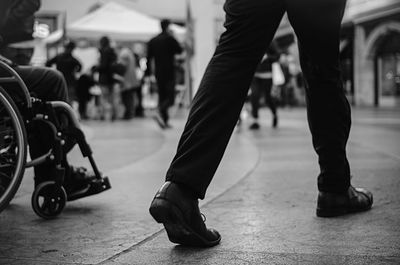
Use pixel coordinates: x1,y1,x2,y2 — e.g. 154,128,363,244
67,2,186,42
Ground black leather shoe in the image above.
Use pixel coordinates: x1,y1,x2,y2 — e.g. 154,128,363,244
149,181,221,247
316,186,373,217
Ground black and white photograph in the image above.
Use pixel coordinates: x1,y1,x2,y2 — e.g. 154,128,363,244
0,0,399,264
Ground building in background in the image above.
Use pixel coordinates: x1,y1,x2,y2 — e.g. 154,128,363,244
39,0,400,108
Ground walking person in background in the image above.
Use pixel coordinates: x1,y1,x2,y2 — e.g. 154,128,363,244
145,19,183,129
96,36,117,121
117,46,141,120
249,44,280,130
46,41,82,106
149,0,373,248
76,67,95,120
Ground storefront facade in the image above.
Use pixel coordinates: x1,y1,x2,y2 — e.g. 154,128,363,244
349,0,400,107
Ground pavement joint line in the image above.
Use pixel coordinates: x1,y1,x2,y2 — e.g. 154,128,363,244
99,131,168,176
96,134,262,264
96,228,166,265
0,257,82,265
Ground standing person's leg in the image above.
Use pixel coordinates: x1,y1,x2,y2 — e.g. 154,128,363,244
286,0,372,216
98,84,109,120
150,0,286,247
164,79,176,127
134,84,144,117
110,84,118,121
263,78,278,127
154,79,168,128
249,78,261,129
121,88,134,120
166,1,285,198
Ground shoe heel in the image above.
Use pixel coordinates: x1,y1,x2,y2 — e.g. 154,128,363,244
316,207,348,218
149,198,175,223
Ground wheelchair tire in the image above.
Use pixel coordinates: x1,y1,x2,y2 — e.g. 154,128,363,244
31,181,67,219
0,86,27,213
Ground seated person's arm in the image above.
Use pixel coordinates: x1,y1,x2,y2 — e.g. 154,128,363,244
6,0,41,26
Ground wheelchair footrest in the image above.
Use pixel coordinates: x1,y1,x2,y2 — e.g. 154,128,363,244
67,176,111,202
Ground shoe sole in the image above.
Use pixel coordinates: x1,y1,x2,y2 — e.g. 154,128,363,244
316,205,372,217
149,198,221,247
317,191,373,217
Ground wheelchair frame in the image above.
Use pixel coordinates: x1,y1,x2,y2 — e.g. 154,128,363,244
0,55,110,219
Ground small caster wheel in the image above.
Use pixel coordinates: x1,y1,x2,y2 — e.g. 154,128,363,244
31,181,67,219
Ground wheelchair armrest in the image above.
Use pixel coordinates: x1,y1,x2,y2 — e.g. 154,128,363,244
0,54,16,67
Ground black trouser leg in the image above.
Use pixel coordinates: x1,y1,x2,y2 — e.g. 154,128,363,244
250,78,261,119
286,0,350,193
134,85,144,116
157,79,175,124
263,79,277,117
78,98,88,118
166,0,285,199
121,89,134,119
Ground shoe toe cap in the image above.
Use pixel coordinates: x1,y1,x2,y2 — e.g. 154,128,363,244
354,187,373,206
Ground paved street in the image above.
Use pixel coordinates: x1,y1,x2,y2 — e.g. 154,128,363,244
0,106,399,265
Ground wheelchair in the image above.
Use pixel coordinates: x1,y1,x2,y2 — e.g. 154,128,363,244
0,55,111,219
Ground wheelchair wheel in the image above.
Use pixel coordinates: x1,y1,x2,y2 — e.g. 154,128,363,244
0,86,27,213
31,181,67,219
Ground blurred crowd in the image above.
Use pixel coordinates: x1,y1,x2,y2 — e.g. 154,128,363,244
44,35,186,123
44,35,306,128
46,37,145,121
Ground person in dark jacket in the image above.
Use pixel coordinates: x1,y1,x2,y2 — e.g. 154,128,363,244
76,67,96,120
149,0,373,248
96,36,117,121
249,44,280,129
46,41,82,103
0,0,101,200
146,19,183,128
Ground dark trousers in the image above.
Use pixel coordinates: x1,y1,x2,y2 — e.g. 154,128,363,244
166,0,350,199
16,66,68,102
250,78,277,119
121,88,135,119
15,67,70,184
134,85,144,117
156,78,175,124
78,97,89,119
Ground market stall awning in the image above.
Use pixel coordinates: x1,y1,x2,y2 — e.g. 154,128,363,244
67,2,186,42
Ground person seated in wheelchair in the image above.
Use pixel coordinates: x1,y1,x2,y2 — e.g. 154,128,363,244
0,0,110,201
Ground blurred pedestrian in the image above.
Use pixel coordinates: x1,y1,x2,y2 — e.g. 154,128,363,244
117,46,142,120
46,41,82,104
76,67,96,120
145,19,183,129
96,36,117,121
249,45,280,130
279,53,297,107
149,0,373,248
